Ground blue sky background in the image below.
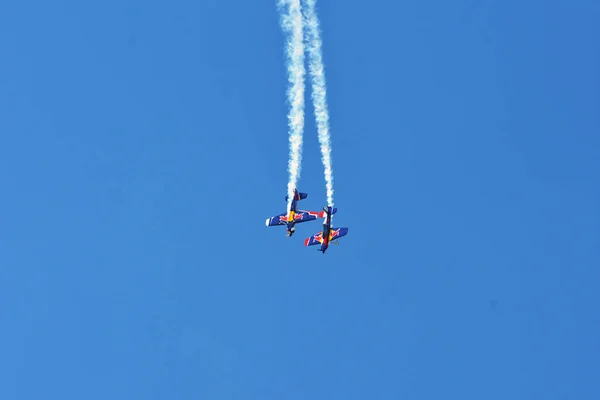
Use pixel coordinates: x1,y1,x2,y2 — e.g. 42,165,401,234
1,0,599,399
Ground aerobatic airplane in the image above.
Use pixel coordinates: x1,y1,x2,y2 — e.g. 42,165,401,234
304,205,348,253
265,188,336,237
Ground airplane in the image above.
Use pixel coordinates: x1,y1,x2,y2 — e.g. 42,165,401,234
304,205,348,253
265,188,336,237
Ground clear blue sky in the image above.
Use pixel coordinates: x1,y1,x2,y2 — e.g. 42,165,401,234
1,0,598,399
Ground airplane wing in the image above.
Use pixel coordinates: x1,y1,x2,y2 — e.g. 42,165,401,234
292,212,319,223
304,232,324,246
265,213,287,226
298,207,337,219
329,227,348,240
266,211,321,226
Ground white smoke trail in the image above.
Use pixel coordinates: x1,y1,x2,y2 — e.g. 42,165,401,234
302,0,334,207
278,0,306,210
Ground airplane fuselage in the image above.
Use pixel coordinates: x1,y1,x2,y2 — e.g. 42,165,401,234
320,225,330,253
286,196,299,236
320,206,333,253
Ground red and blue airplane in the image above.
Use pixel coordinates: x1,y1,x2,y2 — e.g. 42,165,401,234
265,188,336,237
304,205,348,253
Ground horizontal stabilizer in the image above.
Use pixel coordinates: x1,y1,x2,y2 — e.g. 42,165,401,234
323,207,338,217
285,192,308,201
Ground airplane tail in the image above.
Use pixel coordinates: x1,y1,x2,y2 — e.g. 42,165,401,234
321,206,337,217
285,192,308,201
